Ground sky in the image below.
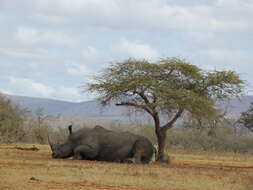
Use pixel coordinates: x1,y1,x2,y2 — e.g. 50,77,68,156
0,0,252,102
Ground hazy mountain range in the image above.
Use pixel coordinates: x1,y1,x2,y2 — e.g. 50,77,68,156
3,94,147,123
2,94,253,123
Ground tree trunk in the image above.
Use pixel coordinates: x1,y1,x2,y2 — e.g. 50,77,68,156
156,129,167,162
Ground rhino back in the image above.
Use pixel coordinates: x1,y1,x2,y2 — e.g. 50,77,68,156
69,128,97,145
95,130,139,161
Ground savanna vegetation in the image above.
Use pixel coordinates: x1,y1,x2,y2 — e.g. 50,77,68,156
0,94,54,144
1,91,253,154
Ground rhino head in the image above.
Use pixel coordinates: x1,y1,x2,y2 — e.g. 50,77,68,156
48,135,73,159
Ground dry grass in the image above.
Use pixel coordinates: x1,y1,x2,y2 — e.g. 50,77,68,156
0,144,253,190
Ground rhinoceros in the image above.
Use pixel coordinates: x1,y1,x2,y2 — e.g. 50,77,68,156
48,125,154,164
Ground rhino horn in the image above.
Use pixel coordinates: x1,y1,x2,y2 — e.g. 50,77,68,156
48,135,54,150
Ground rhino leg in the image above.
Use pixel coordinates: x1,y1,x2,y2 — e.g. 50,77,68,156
133,153,142,164
121,158,135,164
132,139,153,164
73,145,98,160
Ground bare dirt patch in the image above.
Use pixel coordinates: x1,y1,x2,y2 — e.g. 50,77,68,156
0,144,253,190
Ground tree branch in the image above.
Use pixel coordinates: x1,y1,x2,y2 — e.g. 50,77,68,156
138,91,150,104
161,108,184,131
116,102,153,116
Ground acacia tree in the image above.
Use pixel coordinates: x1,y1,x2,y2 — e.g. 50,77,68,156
240,102,253,132
87,58,244,161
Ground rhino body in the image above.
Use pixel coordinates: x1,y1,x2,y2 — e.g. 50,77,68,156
49,126,154,164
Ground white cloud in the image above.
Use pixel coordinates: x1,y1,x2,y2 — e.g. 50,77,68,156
22,0,252,32
66,47,104,77
56,87,83,101
187,48,253,73
66,63,92,77
33,14,70,25
7,77,84,101
15,26,76,46
112,39,159,60
2,0,253,32
66,46,112,77
33,0,119,17
216,0,252,8
66,41,159,78
0,89,15,95
9,77,54,97
0,47,53,60
81,46,102,62
15,27,38,45
206,48,253,64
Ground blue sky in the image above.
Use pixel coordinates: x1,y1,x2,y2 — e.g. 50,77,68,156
0,0,252,102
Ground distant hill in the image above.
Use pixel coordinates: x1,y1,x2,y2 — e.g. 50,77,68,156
2,94,151,123
221,96,253,115
2,93,253,123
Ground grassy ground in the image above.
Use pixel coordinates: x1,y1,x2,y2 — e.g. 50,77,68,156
0,144,253,190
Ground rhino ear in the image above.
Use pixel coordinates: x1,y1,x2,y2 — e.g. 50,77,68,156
68,125,72,135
